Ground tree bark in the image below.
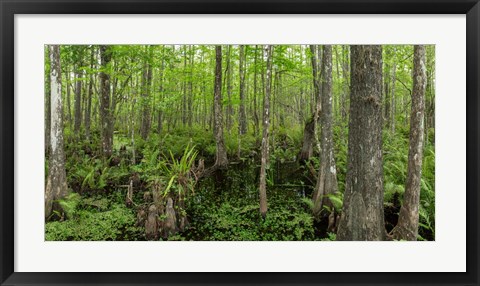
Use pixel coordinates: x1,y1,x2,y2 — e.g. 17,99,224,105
45,45,69,219
99,45,113,158
299,45,321,162
340,45,349,123
259,45,273,218
253,45,260,137
384,53,391,127
337,45,385,241
213,46,228,167
74,49,83,135
65,65,72,128
392,45,427,241
312,45,339,218
239,45,247,135
391,55,397,134
140,45,153,140
188,45,194,128
182,46,187,127
157,46,166,134
225,45,233,132
45,47,51,155
84,46,94,141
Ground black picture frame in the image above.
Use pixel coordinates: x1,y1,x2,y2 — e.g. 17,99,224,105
1,0,478,285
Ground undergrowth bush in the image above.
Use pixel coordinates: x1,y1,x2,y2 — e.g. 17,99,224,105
46,193,141,241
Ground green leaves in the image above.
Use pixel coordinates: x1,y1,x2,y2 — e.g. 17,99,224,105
45,203,140,241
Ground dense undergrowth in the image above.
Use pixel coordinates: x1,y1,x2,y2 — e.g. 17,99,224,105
45,123,435,241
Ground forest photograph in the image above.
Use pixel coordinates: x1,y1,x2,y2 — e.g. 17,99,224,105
44,44,435,241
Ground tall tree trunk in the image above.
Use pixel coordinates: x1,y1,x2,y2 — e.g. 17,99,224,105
239,45,247,135
225,46,233,131
384,53,391,127
309,45,321,121
253,45,259,137
188,45,194,128
213,46,228,167
84,46,94,141
99,45,113,158
45,47,51,155
259,45,273,218
337,45,385,241
312,45,338,218
299,45,321,162
140,45,153,140
182,46,187,127
65,66,72,128
74,49,83,135
392,45,427,241
340,45,349,123
391,57,397,134
157,46,165,134
45,45,68,219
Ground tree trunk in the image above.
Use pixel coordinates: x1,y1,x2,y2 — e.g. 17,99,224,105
239,45,247,135
299,45,321,162
310,45,321,121
99,45,113,158
213,46,228,167
312,45,338,218
384,55,391,127
65,65,72,129
182,46,187,127
337,45,385,241
299,117,315,162
392,45,427,241
391,57,397,134
253,45,259,137
157,46,165,134
45,47,51,155
140,45,153,140
84,46,94,141
188,45,194,128
45,45,69,219
259,45,273,218
340,45,349,123
225,46,233,132
74,53,83,135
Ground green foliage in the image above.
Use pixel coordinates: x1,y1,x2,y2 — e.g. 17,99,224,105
187,197,314,241
383,129,410,204
58,192,81,219
183,164,315,241
50,44,436,241
324,192,343,212
45,202,141,241
320,232,337,241
224,132,256,158
159,144,198,196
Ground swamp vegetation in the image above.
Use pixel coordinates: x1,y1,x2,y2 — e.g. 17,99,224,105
45,45,435,241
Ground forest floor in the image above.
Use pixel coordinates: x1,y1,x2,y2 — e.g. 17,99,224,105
45,125,435,241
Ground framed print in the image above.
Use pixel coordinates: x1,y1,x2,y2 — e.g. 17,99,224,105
1,0,479,285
